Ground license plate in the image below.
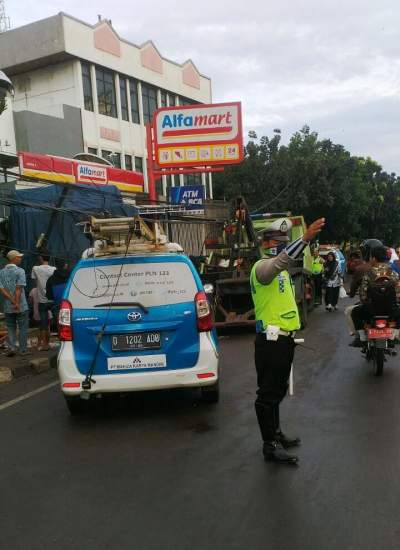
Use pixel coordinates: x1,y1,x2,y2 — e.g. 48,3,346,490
111,332,161,351
368,328,393,340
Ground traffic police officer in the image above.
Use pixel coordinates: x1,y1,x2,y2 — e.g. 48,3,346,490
251,217,325,464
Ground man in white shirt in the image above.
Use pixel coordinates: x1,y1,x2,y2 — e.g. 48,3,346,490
31,254,56,351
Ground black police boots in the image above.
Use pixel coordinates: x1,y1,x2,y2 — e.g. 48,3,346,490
275,430,301,449
263,441,299,465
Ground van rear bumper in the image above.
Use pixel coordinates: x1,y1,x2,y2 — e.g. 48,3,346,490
58,333,219,395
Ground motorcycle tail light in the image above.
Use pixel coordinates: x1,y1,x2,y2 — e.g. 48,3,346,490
375,319,388,329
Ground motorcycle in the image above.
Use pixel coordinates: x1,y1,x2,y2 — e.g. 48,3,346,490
363,316,398,376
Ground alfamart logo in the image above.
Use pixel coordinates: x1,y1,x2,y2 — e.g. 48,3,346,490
156,103,240,144
77,163,107,183
161,111,233,131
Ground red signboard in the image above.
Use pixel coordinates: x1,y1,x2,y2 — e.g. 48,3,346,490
152,102,243,168
18,151,144,194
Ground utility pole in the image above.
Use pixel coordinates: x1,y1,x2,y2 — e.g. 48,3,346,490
0,0,10,33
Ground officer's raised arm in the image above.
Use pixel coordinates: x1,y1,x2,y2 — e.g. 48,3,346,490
255,218,325,285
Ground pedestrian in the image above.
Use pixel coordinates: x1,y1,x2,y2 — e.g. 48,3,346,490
324,251,341,311
0,250,30,356
311,248,324,305
31,253,56,351
251,217,325,464
46,258,70,322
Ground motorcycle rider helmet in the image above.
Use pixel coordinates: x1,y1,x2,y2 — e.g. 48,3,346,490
360,239,384,262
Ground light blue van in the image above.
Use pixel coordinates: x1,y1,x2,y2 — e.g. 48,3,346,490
57,252,219,414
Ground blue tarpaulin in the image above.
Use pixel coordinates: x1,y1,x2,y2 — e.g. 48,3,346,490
8,184,138,273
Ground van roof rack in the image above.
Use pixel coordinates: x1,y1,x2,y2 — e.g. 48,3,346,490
83,215,179,256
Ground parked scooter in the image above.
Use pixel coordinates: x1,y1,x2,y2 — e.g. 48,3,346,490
363,316,398,376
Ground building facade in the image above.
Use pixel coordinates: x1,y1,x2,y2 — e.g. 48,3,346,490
0,13,213,197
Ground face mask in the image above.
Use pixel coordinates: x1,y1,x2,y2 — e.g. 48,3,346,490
263,243,286,256
263,247,277,256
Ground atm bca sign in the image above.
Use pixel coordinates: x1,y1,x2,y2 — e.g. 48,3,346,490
153,102,243,168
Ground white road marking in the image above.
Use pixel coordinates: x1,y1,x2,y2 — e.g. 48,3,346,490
0,381,59,412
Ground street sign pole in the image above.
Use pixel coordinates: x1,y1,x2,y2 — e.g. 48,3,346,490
146,124,157,203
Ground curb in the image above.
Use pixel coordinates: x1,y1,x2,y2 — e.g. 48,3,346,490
29,357,52,374
0,351,58,385
0,367,12,384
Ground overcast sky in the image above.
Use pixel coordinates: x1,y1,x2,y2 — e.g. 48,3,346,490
7,0,400,172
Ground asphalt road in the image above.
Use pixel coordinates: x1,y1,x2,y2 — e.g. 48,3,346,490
1,297,400,550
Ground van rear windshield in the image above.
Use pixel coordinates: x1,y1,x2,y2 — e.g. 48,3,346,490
68,261,198,308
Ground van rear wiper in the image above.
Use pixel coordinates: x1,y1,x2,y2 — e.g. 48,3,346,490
94,301,149,313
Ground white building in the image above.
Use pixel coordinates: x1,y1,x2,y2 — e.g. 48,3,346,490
0,13,213,198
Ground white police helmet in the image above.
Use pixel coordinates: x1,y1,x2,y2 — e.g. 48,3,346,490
258,218,293,242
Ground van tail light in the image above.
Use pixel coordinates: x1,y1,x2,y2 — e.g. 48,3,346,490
58,300,73,341
195,291,213,332
63,382,80,388
375,319,388,329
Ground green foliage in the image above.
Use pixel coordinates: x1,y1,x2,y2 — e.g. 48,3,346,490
214,126,400,245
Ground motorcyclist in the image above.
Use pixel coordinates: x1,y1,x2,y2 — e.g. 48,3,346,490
348,240,380,346
351,244,400,347
348,239,381,298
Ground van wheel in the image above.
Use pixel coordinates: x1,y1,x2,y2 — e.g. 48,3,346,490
201,381,219,403
64,395,89,415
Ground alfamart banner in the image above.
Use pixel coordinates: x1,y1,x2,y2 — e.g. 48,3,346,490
18,152,144,194
153,102,243,168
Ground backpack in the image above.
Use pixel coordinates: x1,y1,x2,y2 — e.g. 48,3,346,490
367,276,397,315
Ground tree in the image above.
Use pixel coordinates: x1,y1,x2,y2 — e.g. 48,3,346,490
213,126,400,244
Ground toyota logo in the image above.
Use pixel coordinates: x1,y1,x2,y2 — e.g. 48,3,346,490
127,311,141,322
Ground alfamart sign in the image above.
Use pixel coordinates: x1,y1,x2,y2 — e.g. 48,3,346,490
153,102,243,168
77,163,107,184
18,151,144,193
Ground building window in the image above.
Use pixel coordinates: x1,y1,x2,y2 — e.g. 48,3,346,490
88,147,98,155
81,62,93,111
120,77,129,121
142,84,157,124
180,96,197,106
129,79,140,124
102,150,112,163
134,156,143,173
125,154,132,171
168,93,176,107
160,91,167,107
111,152,121,168
96,67,117,118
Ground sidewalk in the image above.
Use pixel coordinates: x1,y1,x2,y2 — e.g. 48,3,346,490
0,344,59,384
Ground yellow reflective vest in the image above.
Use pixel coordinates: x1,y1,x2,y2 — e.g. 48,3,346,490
312,257,324,275
250,262,301,332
